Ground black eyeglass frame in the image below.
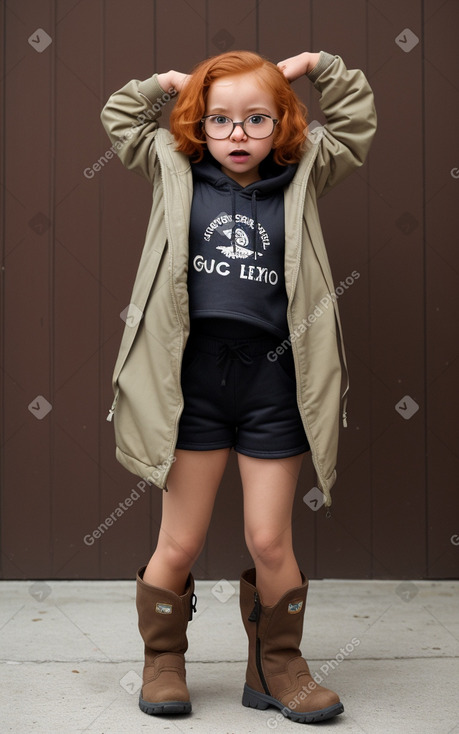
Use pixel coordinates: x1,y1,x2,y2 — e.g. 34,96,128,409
201,113,279,140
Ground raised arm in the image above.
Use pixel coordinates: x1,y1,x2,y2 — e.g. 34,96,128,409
100,70,188,182
278,50,377,197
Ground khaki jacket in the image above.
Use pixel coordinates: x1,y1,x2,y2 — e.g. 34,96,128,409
101,51,376,506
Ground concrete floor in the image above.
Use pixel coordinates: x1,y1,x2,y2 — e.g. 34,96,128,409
1,577,458,733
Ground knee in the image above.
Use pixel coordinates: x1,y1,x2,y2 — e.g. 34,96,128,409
158,535,204,573
245,528,288,570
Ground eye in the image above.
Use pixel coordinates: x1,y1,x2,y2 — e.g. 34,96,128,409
211,115,230,125
247,114,266,125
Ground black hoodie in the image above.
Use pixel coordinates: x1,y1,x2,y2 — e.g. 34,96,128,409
187,150,298,339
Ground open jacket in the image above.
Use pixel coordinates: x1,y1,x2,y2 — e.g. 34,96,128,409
100,51,377,506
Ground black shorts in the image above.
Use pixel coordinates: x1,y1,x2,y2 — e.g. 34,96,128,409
176,328,310,459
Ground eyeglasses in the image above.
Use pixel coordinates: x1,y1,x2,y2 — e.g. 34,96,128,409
201,114,278,140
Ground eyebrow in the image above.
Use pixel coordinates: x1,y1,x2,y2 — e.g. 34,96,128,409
207,106,273,115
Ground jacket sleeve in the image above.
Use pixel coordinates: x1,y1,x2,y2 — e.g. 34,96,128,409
306,52,377,197
100,75,175,183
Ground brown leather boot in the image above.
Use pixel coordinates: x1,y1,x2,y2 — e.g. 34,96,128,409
240,568,344,723
136,566,196,715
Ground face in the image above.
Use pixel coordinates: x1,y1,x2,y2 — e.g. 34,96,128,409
203,73,278,187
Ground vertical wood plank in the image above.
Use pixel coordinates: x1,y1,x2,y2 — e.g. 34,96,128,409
424,0,459,578
307,0,373,579
2,0,54,577
367,0,426,578
0,0,5,580
48,0,104,578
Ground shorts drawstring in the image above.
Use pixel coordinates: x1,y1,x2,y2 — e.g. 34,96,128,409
217,343,253,387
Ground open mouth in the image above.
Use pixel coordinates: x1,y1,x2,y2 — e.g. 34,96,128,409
230,150,249,157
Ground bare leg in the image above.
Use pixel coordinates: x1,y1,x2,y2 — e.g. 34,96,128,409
143,448,230,594
238,453,305,606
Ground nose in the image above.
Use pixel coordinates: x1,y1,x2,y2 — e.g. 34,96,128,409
230,122,247,141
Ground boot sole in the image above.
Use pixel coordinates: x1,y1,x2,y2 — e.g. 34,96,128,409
242,683,344,723
139,695,192,716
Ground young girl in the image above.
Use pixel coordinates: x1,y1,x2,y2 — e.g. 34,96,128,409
101,48,376,724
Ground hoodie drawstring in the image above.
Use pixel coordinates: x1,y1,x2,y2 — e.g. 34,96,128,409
231,189,236,257
251,191,258,260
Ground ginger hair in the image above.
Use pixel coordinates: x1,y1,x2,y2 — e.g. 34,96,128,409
169,50,308,165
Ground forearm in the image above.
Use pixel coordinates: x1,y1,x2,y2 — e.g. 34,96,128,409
303,52,321,74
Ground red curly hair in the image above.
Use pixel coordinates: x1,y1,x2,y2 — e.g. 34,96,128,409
169,50,308,165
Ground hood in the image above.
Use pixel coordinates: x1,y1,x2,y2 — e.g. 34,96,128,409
191,149,297,197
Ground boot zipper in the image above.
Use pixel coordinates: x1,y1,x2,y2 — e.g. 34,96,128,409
248,590,260,622
249,591,270,696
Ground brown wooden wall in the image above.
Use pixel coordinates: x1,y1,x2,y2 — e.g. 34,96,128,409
1,0,458,580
